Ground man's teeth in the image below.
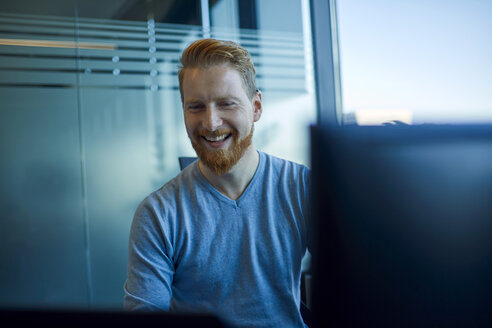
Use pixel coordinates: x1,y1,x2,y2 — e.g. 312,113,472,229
204,134,228,142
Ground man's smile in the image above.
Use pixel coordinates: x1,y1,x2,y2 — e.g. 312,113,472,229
199,129,234,149
202,133,231,142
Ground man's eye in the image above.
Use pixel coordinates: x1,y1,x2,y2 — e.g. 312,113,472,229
220,101,235,108
187,104,204,111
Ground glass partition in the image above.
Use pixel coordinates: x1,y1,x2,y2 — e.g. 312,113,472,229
0,0,316,309
0,8,89,308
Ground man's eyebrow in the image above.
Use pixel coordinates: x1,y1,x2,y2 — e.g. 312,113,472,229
184,96,241,105
184,99,203,105
216,95,241,101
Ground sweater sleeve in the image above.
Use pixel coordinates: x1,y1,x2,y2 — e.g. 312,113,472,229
123,194,175,311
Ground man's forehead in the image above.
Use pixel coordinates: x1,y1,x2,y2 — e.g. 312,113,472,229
183,64,238,80
182,65,246,99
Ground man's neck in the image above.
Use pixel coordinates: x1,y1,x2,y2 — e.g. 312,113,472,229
198,146,260,201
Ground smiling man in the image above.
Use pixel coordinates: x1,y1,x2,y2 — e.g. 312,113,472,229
124,39,311,328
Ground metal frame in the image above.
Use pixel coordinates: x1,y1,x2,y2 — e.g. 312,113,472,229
310,0,343,125
200,0,211,37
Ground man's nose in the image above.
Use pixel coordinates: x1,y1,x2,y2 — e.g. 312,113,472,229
203,105,223,131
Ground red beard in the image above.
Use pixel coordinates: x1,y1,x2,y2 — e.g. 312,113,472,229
191,126,254,175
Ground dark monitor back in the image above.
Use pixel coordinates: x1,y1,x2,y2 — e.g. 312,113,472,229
0,309,224,327
310,124,492,327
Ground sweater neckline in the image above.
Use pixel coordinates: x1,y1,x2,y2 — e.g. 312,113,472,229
193,151,264,207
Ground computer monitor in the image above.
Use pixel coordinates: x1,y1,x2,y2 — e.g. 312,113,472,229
310,124,492,327
0,309,224,327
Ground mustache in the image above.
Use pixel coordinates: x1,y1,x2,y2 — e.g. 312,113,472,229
196,128,234,138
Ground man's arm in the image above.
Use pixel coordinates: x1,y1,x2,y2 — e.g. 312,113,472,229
124,197,174,311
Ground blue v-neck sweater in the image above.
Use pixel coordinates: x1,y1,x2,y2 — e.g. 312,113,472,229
124,151,311,328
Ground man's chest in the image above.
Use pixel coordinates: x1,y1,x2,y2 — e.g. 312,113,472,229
170,204,304,299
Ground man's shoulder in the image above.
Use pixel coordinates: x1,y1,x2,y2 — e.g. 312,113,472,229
137,162,200,214
260,151,311,174
161,162,198,194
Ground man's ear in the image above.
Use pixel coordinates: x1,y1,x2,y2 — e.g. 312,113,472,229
252,90,262,122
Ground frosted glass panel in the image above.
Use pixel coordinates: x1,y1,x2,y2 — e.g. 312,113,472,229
0,87,90,309
0,10,90,309
81,88,188,307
